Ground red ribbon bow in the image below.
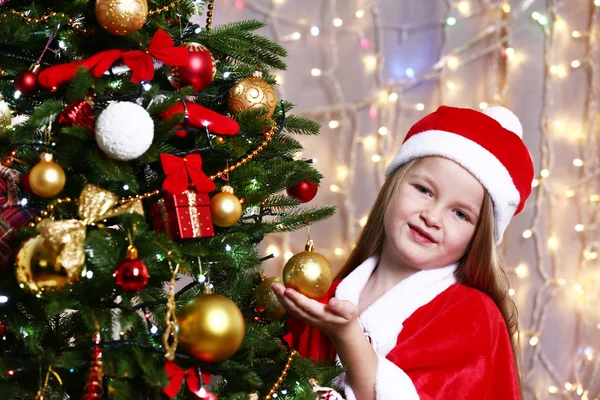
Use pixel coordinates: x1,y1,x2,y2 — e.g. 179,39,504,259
163,361,214,399
123,29,189,83
160,153,216,195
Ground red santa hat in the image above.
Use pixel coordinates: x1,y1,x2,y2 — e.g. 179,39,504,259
385,105,534,244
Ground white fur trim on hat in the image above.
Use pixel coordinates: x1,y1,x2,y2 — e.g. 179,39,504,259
483,106,523,138
385,130,520,243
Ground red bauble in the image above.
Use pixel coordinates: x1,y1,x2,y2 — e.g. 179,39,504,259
168,43,216,92
14,70,38,94
114,258,149,292
286,181,319,203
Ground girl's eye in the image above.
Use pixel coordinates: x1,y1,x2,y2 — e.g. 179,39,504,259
416,185,432,196
454,210,470,222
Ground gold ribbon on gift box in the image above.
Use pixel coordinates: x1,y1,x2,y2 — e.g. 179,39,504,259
16,184,144,291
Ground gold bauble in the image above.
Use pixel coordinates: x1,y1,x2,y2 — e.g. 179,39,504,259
16,235,70,293
0,100,11,135
95,0,148,36
210,185,243,227
177,293,245,363
227,71,277,119
255,276,286,320
29,153,66,198
283,240,333,299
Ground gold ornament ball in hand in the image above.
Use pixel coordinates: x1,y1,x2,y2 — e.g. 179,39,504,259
210,185,243,227
16,235,70,292
227,71,277,119
95,0,148,36
283,240,333,299
177,293,245,363
255,276,286,320
29,153,66,198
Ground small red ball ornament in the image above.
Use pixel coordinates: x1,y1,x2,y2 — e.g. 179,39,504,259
168,43,216,92
114,245,149,292
286,180,318,203
14,65,40,95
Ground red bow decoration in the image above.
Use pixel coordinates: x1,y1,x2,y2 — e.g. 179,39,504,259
38,50,122,89
163,361,215,399
161,101,240,138
160,153,216,195
58,100,95,132
38,29,189,88
122,29,189,83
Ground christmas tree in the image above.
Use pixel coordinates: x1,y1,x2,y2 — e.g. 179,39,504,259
0,0,339,398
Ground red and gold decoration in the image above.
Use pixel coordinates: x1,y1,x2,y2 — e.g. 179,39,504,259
286,180,318,203
114,243,149,292
34,365,63,400
28,153,66,198
14,64,40,95
16,184,144,292
82,332,104,400
210,185,242,228
168,42,216,92
37,29,188,88
0,99,11,135
58,99,95,133
163,362,215,399
254,276,286,320
163,261,179,362
95,0,148,36
283,239,333,299
227,71,277,119
177,289,245,363
150,156,216,240
161,101,240,138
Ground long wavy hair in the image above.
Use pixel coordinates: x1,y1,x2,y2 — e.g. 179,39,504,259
337,159,523,397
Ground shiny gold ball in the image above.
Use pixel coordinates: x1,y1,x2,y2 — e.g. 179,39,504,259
255,276,286,320
227,72,277,119
283,242,333,299
29,153,66,198
0,100,11,135
16,235,69,293
210,187,243,228
177,294,245,363
95,0,148,36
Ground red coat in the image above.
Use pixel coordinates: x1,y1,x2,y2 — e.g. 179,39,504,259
284,257,520,400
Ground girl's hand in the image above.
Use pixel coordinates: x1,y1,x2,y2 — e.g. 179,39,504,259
271,283,359,341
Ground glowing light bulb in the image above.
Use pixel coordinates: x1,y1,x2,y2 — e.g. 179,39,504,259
329,120,340,129
590,194,600,202
595,0,600,5
532,179,540,188
565,382,573,391
267,244,280,258
310,26,320,36
284,251,294,260
311,68,322,76
548,236,558,249
362,135,377,150
446,81,456,90
515,263,529,278
405,68,415,78
540,169,550,178
334,248,344,256
571,60,582,68
457,1,471,16
572,30,582,38
530,336,539,346
575,224,584,232
479,102,489,110
531,12,541,20
364,55,378,73
522,229,533,239
502,3,511,13
388,92,399,103
330,184,340,193
355,9,365,18
508,288,516,296
573,283,583,292
548,386,558,393
333,18,343,27
505,47,515,57
291,32,301,40
336,165,349,180
447,56,460,71
378,126,388,136
415,103,425,111
565,189,575,198
573,158,583,166
371,154,382,163
359,216,368,227
446,17,457,26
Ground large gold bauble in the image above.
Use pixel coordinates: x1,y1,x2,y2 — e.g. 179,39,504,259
227,71,277,119
177,293,245,363
283,240,333,299
16,235,70,293
95,0,148,36
255,276,286,320
210,185,243,228
29,153,66,198
0,100,11,136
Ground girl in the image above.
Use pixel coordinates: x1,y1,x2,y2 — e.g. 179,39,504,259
273,105,534,400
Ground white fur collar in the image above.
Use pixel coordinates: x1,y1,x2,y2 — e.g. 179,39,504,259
335,256,458,356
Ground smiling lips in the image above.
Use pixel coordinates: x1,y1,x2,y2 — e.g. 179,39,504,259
408,224,437,244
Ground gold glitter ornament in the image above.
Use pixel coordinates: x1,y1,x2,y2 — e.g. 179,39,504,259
254,276,286,320
16,235,70,292
227,71,277,119
210,185,243,227
95,0,148,36
0,100,11,135
283,239,333,299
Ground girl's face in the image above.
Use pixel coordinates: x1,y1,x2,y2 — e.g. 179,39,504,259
382,156,485,271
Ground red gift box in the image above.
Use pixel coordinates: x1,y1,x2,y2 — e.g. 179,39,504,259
150,190,214,240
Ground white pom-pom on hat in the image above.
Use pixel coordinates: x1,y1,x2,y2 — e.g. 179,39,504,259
483,106,523,138
96,102,154,161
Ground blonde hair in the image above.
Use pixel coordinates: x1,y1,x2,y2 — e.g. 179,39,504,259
338,159,523,396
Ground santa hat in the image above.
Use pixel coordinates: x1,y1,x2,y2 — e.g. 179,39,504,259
385,105,534,244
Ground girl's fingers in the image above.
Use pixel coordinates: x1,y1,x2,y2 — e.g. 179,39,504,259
327,298,358,321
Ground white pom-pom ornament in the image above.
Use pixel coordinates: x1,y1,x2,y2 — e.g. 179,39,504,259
96,102,154,161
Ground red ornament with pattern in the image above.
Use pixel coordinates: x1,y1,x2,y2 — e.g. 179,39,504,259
168,43,216,92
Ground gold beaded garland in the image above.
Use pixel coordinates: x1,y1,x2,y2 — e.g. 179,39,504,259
264,350,298,400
